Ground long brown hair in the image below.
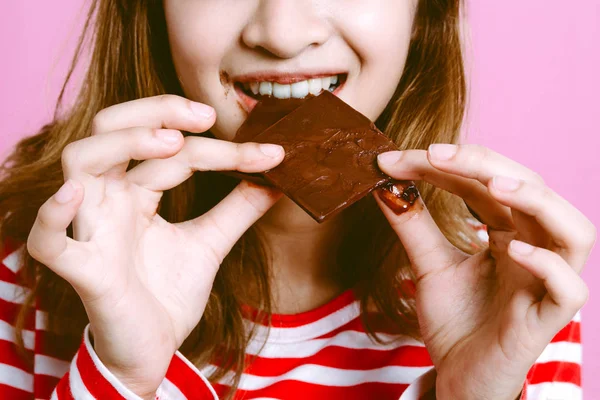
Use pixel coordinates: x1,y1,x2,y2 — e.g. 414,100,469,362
0,0,482,396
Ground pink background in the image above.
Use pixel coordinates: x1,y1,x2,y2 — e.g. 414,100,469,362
1,1,598,395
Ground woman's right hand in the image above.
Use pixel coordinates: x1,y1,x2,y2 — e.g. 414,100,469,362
26,95,285,398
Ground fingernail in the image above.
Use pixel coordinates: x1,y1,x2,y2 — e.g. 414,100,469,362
155,129,181,144
55,180,76,204
260,144,284,158
493,176,521,192
429,144,457,161
376,181,420,215
378,151,403,166
190,102,215,119
510,240,535,255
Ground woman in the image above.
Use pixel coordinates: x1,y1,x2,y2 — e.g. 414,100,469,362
0,0,593,399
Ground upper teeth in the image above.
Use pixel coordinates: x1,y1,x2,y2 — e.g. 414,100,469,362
244,75,340,99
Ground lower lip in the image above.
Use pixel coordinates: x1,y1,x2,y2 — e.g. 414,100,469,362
235,82,346,114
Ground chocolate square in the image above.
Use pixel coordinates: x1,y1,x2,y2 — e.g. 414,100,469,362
234,97,306,144
245,92,397,222
225,98,307,185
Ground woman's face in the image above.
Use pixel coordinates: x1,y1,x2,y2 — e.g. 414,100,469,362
163,0,417,140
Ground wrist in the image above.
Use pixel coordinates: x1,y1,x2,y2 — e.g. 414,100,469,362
94,342,163,399
90,327,167,399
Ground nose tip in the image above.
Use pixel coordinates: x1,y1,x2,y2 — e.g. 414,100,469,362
242,1,331,59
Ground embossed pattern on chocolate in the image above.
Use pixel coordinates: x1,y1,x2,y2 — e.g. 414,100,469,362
248,91,398,222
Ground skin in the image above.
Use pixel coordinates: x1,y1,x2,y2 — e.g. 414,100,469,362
377,147,594,398
163,0,417,313
25,0,595,399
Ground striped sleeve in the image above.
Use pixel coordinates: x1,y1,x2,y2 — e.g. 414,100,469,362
50,325,219,400
0,239,36,399
0,238,218,400
522,312,582,400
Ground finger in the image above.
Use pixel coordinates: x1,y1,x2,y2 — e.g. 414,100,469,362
127,137,285,191
373,181,463,279
177,181,283,263
27,180,87,282
91,95,215,135
489,176,596,271
377,150,513,230
508,240,588,335
426,144,545,186
61,128,188,243
62,127,185,180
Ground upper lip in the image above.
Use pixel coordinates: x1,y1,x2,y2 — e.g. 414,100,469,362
231,70,347,85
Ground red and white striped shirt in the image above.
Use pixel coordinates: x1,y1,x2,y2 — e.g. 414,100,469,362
0,236,582,399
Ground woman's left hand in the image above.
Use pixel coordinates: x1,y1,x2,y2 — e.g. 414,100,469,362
375,144,596,400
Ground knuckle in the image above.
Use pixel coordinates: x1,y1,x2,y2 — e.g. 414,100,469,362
463,144,489,172
556,271,589,310
465,144,488,157
530,171,546,186
158,94,184,113
182,135,197,149
183,137,210,169
27,212,51,261
145,127,161,141
406,150,429,171
574,222,597,252
557,217,597,253
524,186,552,220
476,145,493,163
91,109,110,135
578,284,590,306
236,142,252,165
181,136,202,157
157,95,189,128
538,185,554,202
61,142,81,171
26,235,44,262
585,222,597,249
35,202,54,230
567,283,589,310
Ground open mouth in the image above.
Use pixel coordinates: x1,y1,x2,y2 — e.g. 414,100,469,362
234,73,347,111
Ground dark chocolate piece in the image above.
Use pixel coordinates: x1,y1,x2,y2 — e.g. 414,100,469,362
234,97,307,144
247,91,398,222
224,98,307,184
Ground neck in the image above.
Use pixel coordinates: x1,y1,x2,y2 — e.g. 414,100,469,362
255,196,346,314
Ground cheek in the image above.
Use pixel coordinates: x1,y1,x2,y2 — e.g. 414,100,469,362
165,3,250,102
163,2,249,140
164,5,229,91
338,0,415,120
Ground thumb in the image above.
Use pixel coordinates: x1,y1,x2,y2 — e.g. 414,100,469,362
27,180,89,285
374,181,458,279
178,180,283,264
